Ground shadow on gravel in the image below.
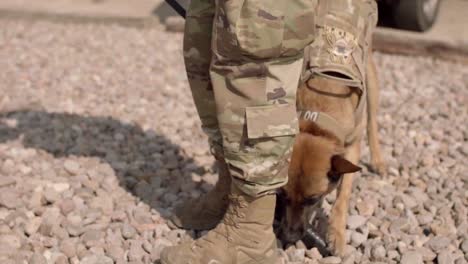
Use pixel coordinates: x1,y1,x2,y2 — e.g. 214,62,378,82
0,109,207,219
0,110,333,248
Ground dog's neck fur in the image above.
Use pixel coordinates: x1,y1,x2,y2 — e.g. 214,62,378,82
299,120,341,147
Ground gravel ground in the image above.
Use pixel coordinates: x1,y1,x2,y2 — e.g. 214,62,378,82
0,18,467,264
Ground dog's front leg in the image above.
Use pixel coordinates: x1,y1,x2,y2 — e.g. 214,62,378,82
328,140,362,256
366,54,386,176
328,179,352,256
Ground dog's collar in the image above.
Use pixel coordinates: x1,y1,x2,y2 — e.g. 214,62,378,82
298,110,347,144
298,72,367,146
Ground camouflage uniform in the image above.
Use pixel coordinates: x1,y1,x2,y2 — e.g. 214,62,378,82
184,0,318,197
162,1,378,263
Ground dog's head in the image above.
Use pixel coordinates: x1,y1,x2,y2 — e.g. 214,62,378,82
278,130,361,244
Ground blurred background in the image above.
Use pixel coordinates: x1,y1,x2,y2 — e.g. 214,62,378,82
1,0,467,60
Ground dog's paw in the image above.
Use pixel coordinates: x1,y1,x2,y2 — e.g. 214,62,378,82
370,160,387,176
326,224,346,257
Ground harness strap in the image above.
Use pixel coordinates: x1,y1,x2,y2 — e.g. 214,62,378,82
299,71,366,146
298,110,347,144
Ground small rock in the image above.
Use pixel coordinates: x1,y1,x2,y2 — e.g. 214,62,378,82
52,183,70,193
122,223,137,239
42,207,61,226
342,254,355,264
417,212,433,226
14,251,32,264
58,199,75,215
0,176,16,187
398,241,408,253
401,251,423,264
76,243,87,259
44,188,60,203
111,211,127,222
343,245,356,257
150,238,173,261
286,247,305,262
29,253,47,264
0,190,21,209
80,255,113,264
52,226,69,240
166,229,186,244
66,222,84,237
425,236,451,253
106,243,125,261
89,196,114,215
372,245,386,259
64,160,81,175
461,239,468,253
0,234,21,249
387,250,399,260
60,239,77,258
438,251,455,264
29,191,45,208
0,259,14,264
356,201,375,217
51,253,68,264
389,218,411,234
143,240,152,253
416,246,437,261
133,208,153,225
81,229,103,247
128,240,147,261
347,215,367,230
351,231,367,246
25,217,42,236
306,247,323,259
431,222,457,236
319,256,342,264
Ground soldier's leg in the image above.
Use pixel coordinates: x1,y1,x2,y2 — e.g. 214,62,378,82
210,0,318,197
183,0,221,156
161,1,318,263
170,0,231,231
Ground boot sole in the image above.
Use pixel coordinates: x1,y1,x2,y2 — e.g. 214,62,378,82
243,254,282,264
168,216,219,231
158,250,282,264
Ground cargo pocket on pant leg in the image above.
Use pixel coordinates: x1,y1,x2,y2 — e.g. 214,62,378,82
227,103,298,194
245,103,299,139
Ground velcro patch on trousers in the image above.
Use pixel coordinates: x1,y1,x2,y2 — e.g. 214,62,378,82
245,103,298,139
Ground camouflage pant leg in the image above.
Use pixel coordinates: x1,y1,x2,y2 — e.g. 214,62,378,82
210,0,318,197
183,0,224,158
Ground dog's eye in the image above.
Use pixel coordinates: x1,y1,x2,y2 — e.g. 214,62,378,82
327,171,341,183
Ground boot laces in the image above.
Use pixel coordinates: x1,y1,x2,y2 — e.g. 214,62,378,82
192,194,248,248
223,194,247,228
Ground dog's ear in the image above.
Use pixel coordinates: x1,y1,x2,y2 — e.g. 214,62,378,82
331,155,361,174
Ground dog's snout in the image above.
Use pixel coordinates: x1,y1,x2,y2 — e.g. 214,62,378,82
280,221,305,244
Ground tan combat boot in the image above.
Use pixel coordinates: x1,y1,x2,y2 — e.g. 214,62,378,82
160,184,281,264
169,159,231,230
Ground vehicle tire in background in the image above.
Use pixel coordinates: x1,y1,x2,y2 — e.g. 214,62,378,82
391,0,441,32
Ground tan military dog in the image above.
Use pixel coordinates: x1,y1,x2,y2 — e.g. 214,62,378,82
278,53,386,256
